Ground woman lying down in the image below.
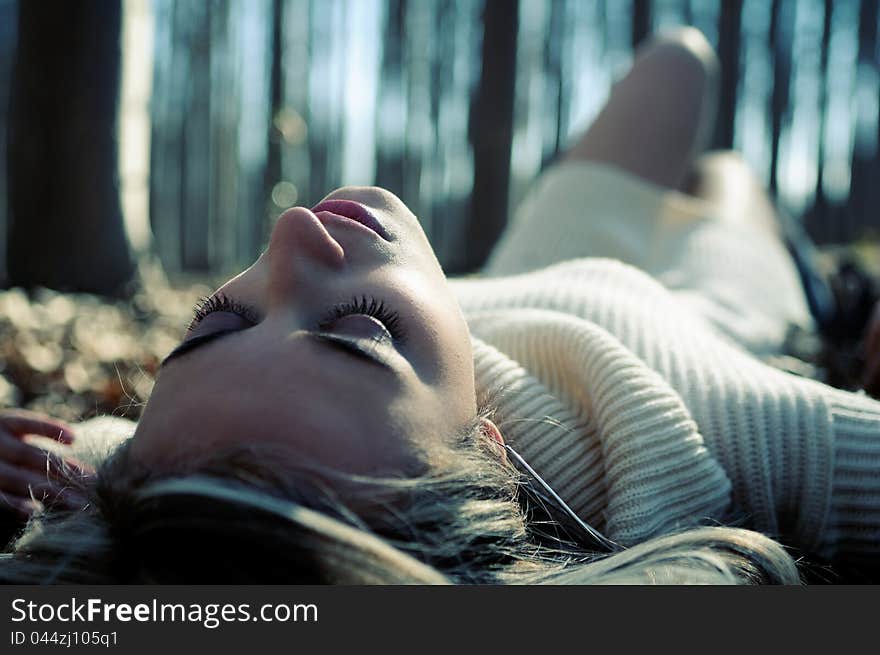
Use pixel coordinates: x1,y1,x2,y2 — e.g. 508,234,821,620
2,29,877,584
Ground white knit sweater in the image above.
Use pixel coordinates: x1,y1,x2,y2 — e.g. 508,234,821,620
447,163,880,567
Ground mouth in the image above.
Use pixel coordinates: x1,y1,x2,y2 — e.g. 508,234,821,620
310,200,391,242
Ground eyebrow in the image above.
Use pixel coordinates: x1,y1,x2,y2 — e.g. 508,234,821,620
159,329,396,374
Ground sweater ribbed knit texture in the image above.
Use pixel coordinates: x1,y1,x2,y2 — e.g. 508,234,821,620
447,161,880,563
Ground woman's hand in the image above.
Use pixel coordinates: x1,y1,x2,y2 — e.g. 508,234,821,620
0,409,93,520
862,301,880,399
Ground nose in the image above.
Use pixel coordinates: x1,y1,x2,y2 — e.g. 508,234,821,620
268,207,345,268
266,207,345,303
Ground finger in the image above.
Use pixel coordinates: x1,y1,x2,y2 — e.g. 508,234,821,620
0,428,58,471
860,306,880,387
23,446,93,480
49,453,95,478
864,305,880,359
0,483,87,516
0,409,76,444
0,431,92,479
862,352,876,388
0,493,41,520
0,459,61,499
863,355,880,398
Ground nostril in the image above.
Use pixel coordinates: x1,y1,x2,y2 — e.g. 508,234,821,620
269,207,345,269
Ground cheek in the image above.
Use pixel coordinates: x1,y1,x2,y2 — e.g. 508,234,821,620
389,277,473,387
420,288,473,377
413,302,476,416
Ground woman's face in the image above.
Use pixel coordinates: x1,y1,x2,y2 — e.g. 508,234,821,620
131,186,477,475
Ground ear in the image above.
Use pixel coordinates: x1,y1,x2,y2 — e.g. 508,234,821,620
479,417,507,461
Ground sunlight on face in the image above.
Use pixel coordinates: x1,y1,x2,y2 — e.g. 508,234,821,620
131,187,477,475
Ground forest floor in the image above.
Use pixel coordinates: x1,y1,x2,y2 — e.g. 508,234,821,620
0,259,219,423
0,245,879,425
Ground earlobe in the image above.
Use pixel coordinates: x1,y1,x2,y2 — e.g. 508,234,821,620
479,417,506,461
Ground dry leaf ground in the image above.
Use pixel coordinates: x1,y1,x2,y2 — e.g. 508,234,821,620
0,259,219,423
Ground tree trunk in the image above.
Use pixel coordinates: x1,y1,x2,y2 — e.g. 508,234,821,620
631,0,651,48
6,0,135,297
713,0,743,149
769,0,793,194
464,0,518,273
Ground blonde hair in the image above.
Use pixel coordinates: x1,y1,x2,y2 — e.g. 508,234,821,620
1,417,801,585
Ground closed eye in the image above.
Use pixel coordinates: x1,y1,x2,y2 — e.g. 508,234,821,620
188,292,408,344
320,295,407,344
160,327,397,375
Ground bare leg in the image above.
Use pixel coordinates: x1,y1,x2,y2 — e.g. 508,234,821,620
683,150,783,239
563,27,720,190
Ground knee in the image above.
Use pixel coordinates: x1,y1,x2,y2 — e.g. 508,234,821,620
639,27,720,87
632,27,720,113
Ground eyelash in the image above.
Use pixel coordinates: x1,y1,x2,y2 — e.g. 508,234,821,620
188,293,260,331
319,295,407,343
188,292,407,343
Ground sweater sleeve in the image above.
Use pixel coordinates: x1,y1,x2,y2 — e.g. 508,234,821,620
821,386,880,566
468,309,732,546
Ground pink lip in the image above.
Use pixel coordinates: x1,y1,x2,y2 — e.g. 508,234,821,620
310,200,390,241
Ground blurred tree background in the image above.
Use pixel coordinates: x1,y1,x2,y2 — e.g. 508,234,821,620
1,0,880,421
6,0,136,296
